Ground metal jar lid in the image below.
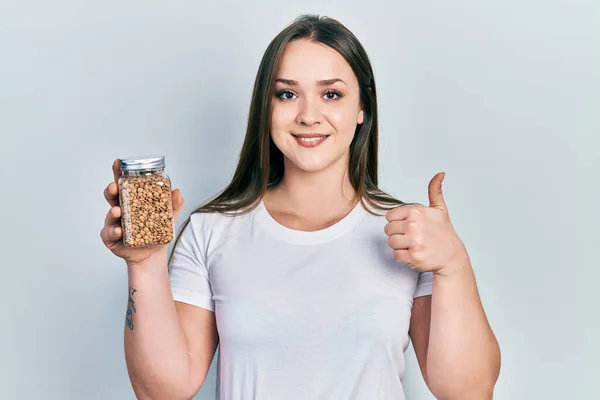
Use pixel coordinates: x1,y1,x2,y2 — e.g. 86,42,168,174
119,156,166,171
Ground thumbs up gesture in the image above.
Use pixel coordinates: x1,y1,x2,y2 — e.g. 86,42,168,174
384,172,467,274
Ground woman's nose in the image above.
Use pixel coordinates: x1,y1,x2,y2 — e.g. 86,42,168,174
296,98,322,126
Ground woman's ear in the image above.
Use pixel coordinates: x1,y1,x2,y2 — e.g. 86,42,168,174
357,109,364,125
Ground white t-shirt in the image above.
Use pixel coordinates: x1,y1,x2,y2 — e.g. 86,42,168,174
169,199,433,400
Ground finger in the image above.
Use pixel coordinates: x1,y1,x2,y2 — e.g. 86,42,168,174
172,189,184,223
428,172,447,209
104,205,122,226
386,204,420,223
104,182,120,207
112,158,123,183
384,220,408,237
387,233,411,250
101,224,122,245
392,249,414,268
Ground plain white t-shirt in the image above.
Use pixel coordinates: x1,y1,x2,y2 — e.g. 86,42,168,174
169,199,433,400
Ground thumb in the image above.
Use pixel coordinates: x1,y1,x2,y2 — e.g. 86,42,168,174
428,172,447,209
172,189,184,223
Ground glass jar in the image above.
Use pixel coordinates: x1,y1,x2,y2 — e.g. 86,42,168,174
118,156,174,248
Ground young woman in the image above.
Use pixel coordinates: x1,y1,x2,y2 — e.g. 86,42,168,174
101,14,500,400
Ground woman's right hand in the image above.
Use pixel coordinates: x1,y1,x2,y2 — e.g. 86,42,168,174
100,158,185,266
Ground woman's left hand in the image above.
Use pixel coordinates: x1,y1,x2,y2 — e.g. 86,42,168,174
384,172,468,275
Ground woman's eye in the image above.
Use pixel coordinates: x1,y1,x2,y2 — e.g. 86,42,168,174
275,89,344,101
276,90,297,100
324,90,343,100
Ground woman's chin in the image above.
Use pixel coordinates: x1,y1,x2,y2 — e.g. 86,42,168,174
286,156,336,174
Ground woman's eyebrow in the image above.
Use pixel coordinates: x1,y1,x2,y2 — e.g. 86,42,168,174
275,78,347,86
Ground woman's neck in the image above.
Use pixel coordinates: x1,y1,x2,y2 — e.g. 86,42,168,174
263,160,358,227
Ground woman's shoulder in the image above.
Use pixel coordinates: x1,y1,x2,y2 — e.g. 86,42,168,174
185,200,260,244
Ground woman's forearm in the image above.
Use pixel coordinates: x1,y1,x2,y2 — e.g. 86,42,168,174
124,252,194,400
426,250,501,399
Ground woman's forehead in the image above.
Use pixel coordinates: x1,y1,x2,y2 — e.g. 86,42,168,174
277,40,357,86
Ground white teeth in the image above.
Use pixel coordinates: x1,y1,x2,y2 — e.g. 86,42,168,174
298,136,326,142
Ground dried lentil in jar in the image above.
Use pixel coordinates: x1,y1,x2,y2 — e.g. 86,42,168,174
118,156,174,248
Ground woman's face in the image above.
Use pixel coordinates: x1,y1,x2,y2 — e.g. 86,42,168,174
270,39,364,174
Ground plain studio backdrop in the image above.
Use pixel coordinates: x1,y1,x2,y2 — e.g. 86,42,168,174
0,0,597,399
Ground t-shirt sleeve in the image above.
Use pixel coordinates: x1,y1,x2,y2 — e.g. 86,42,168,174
169,214,215,312
413,271,433,298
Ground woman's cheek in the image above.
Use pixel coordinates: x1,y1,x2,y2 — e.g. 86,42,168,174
324,109,355,135
271,104,295,130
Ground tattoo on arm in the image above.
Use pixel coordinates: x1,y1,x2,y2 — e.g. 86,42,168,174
126,288,137,331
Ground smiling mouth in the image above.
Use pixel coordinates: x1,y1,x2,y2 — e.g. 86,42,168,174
292,133,330,139
291,133,330,148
